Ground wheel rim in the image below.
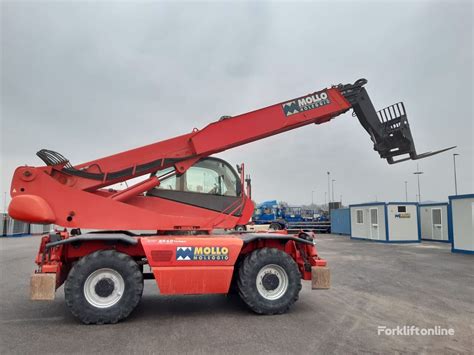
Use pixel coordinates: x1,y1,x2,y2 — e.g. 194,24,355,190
83,268,125,308
256,264,289,300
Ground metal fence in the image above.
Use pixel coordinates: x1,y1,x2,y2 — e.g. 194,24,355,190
287,221,331,233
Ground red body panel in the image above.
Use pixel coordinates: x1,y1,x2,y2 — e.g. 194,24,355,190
141,236,243,267
141,236,243,294
152,267,233,294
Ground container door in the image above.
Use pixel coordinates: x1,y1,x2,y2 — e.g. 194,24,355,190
431,208,443,240
370,208,379,240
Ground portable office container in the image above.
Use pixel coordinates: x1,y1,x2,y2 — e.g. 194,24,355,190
330,208,350,235
349,202,419,242
1,213,7,236
419,203,449,242
5,217,29,236
449,194,474,254
30,224,52,235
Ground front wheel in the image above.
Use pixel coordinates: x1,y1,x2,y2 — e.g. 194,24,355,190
64,250,144,324
235,225,247,232
237,248,301,315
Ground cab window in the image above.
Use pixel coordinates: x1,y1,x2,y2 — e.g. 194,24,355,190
185,166,220,194
154,158,240,196
155,167,178,190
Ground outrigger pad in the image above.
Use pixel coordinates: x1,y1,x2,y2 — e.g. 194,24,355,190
30,273,56,300
338,79,455,164
311,267,330,289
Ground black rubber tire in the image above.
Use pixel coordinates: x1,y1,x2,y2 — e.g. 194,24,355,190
269,222,282,230
235,225,247,232
228,257,244,295
64,250,143,324
237,248,302,315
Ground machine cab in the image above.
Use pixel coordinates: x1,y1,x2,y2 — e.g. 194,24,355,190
147,157,245,215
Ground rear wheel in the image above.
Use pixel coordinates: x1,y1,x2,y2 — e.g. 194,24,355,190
237,248,301,314
64,250,143,324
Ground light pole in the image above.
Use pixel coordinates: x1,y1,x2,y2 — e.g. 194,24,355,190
404,181,408,202
413,164,424,203
324,192,327,207
327,172,331,203
332,179,336,203
453,153,459,195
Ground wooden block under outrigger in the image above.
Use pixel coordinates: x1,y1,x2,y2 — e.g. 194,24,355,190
30,273,56,300
311,266,330,289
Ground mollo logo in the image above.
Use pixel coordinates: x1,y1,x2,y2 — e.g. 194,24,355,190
282,91,330,117
176,246,229,261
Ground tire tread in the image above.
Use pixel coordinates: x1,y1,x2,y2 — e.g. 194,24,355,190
64,250,143,324
237,247,301,315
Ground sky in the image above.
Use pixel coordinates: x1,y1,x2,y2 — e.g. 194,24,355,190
1,0,473,211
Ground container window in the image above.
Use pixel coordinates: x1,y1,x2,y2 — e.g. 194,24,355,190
356,210,364,224
370,209,378,224
432,209,442,225
397,206,407,213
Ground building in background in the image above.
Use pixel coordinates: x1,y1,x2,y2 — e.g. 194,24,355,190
330,208,350,235
419,203,450,242
1,213,52,237
449,194,474,254
349,202,420,243
2,214,29,237
30,224,53,235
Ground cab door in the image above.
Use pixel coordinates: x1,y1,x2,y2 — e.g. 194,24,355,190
148,158,244,216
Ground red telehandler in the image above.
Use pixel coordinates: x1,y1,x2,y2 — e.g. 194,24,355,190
9,79,453,324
